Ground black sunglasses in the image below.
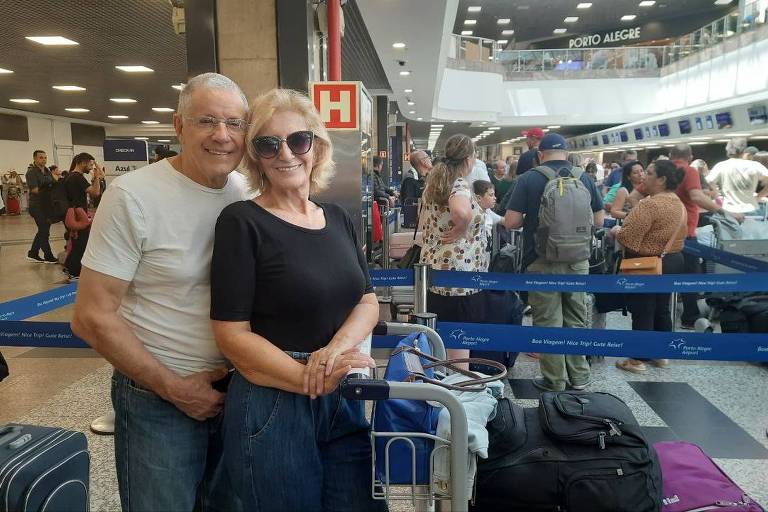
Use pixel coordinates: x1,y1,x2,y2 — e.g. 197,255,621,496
251,130,315,159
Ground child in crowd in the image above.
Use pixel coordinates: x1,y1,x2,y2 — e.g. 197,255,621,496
473,180,502,249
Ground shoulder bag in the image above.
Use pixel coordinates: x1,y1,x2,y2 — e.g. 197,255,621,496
620,202,686,275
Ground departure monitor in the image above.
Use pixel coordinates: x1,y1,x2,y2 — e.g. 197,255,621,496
715,112,733,129
678,119,692,134
620,131,629,142
634,128,644,140
658,123,670,137
602,134,609,144
748,104,767,125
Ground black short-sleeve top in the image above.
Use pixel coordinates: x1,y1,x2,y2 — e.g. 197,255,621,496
210,200,373,353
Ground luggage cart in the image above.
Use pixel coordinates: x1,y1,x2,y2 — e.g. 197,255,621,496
342,322,471,511
696,216,768,331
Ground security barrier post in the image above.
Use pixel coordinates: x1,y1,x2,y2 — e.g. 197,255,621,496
414,263,430,314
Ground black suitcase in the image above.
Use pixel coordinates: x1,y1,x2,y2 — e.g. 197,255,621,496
0,424,89,512
472,393,662,512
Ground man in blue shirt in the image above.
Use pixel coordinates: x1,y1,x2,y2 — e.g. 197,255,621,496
503,133,604,392
516,127,544,175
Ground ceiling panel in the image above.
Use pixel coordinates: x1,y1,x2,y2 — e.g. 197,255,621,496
0,0,186,126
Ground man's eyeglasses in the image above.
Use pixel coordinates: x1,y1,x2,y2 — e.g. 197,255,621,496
251,131,315,159
185,116,249,134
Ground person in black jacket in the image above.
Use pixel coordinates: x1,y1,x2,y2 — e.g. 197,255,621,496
400,149,432,203
24,150,59,263
372,155,396,206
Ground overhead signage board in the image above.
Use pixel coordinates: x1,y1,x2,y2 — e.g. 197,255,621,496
310,81,360,130
103,139,149,177
569,27,641,48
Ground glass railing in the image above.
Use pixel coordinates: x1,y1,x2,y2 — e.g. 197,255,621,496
448,3,768,78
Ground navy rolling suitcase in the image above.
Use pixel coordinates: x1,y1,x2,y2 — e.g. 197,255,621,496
0,424,89,512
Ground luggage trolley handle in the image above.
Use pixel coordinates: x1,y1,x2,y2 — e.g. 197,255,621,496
340,378,470,510
392,346,508,392
373,321,447,360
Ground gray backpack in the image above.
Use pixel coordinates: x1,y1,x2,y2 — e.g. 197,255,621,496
534,165,594,263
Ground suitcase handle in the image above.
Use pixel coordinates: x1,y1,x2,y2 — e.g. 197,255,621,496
0,425,22,446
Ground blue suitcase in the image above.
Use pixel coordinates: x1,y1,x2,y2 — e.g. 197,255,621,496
0,424,89,512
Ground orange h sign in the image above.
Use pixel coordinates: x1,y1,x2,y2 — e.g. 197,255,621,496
311,82,359,130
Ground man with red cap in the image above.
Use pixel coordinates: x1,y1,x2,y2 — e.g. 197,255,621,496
517,127,544,175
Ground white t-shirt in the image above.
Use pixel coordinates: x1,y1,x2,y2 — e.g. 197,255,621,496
467,160,491,187
706,158,768,213
82,159,251,376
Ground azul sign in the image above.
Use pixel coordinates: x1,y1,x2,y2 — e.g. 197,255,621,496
569,27,642,48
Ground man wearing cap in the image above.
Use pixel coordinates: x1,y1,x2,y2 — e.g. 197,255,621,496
502,133,604,392
517,128,545,175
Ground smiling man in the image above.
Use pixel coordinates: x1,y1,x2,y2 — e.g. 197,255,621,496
72,73,250,512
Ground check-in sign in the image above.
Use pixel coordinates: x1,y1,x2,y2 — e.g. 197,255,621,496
311,82,359,130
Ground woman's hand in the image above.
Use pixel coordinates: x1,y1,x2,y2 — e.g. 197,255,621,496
609,225,621,238
303,347,375,399
440,224,467,244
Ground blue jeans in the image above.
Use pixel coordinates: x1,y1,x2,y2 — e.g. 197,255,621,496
224,368,387,512
111,371,239,512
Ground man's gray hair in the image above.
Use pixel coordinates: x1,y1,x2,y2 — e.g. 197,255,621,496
176,73,248,117
726,137,747,158
669,143,692,161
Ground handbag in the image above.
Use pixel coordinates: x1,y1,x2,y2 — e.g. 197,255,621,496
397,202,422,269
64,207,91,232
620,202,686,275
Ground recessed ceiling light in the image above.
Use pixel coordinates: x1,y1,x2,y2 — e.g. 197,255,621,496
152,107,174,112
392,42,406,49
110,98,137,103
547,125,561,129
497,18,511,24
10,98,39,104
407,101,415,106
468,6,481,12
621,14,637,21
464,20,477,25
417,117,423,121
399,70,411,76
461,30,473,35
52,85,86,92
452,120,458,123
689,142,709,145
115,65,154,73
108,115,129,119
497,39,508,44
404,88,413,93
65,108,89,113
501,29,515,35
25,36,78,46
141,120,160,124
0,67,13,74
714,0,732,4
577,2,593,8
639,1,656,6
553,28,568,34
408,110,416,114
172,84,185,91
157,139,171,143
564,16,579,22
134,137,149,140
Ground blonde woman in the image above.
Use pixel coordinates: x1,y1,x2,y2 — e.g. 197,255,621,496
419,134,489,363
210,89,384,512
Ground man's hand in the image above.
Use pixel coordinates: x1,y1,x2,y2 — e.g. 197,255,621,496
729,212,745,223
162,368,228,420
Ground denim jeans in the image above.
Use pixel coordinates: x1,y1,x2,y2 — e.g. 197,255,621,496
223,368,387,512
28,204,53,258
111,371,239,512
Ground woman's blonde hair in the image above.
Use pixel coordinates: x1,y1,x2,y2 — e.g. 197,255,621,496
243,89,335,195
422,134,474,207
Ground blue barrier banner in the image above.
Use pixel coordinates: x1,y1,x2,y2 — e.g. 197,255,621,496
370,269,415,287
429,269,768,293
683,240,768,273
0,321,88,348
0,284,78,321
373,323,768,362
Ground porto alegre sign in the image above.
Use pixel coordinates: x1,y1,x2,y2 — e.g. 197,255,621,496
569,27,642,48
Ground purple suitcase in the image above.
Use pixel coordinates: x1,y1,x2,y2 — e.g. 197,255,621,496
655,441,764,511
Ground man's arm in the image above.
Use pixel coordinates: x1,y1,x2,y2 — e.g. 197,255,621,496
503,210,524,229
689,188,744,222
85,165,104,198
72,268,227,420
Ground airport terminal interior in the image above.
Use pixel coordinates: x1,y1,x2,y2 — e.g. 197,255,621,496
1,0,768,510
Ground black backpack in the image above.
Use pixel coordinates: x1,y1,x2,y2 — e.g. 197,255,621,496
472,393,662,512
43,178,70,224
